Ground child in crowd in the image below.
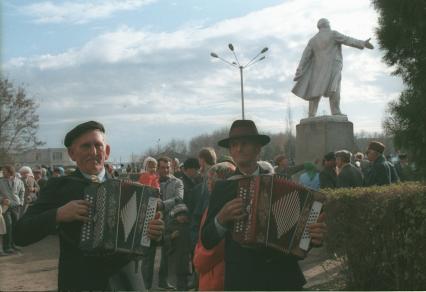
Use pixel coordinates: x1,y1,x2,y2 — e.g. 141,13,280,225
138,157,160,189
165,203,192,290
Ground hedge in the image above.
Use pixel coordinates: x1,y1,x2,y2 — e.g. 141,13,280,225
323,182,426,290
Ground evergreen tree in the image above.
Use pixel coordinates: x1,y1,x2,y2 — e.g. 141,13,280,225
373,0,426,178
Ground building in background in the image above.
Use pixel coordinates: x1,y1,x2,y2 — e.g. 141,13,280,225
13,148,74,169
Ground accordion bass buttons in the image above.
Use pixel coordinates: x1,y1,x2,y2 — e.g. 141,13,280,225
299,201,322,251
81,194,95,242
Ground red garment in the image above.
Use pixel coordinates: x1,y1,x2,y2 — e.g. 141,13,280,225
193,210,225,291
138,172,160,189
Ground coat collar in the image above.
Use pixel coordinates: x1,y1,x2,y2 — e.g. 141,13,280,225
374,154,386,165
71,167,112,182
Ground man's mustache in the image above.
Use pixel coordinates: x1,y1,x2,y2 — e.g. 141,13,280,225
86,157,101,163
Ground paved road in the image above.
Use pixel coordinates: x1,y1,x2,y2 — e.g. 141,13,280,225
0,236,340,291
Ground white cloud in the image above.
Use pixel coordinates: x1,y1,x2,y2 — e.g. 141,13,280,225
8,0,380,71
21,0,156,24
5,0,404,159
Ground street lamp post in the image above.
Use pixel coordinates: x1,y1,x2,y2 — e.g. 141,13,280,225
211,44,268,120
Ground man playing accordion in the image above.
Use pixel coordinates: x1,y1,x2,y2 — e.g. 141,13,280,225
15,121,165,291
201,119,327,290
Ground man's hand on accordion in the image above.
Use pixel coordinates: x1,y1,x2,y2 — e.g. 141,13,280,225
56,200,90,223
217,198,247,226
147,212,165,241
308,212,327,247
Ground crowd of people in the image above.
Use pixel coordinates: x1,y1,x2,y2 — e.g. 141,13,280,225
293,141,414,192
0,164,79,256
0,119,417,291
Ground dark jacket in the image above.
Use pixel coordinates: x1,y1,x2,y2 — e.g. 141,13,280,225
336,163,363,188
364,155,391,186
14,169,143,291
166,217,192,276
181,173,199,216
190,182,206,248
319,167,337,188
201,167,306,290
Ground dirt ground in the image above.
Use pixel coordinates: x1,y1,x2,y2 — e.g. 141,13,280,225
0,235,342,291
0,236,59,291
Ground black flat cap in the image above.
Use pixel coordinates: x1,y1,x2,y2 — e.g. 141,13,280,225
64,121,105,147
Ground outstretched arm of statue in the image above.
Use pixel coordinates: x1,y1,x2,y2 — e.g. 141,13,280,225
364,38,374,49
334,31,367,50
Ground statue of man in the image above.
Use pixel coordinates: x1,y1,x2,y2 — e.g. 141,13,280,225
292,18,374,118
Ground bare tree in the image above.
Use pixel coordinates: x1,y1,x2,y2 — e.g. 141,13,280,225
164,139,188,155
188,127,228,157
0,79,44,163
141,138,188,160
140,126,298,165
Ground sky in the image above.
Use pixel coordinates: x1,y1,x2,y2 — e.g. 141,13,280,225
2,0,403,162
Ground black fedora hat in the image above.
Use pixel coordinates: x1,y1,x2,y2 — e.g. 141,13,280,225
218,120,270,148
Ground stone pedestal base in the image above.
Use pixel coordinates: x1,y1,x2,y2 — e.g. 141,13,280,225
295,115,354,164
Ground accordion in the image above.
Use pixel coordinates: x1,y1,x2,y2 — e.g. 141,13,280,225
80,179,159,255
232,174,325,258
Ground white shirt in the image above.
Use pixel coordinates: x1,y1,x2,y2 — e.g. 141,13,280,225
80,168,106,183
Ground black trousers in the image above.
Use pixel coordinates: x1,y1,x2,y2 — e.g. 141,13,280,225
159,244,170,284
141,243,157,289
176,274,188,291
225,259,305,291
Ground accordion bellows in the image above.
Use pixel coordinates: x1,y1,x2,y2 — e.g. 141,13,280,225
80,179,158,255
232,174,325,258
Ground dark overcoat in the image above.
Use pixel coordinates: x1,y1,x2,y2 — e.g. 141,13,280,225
319,167,337,189
336,163,363,188
364,155,392,186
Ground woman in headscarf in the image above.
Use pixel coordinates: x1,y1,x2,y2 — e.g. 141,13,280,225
193,162,236,291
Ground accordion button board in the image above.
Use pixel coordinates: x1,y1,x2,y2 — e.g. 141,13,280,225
81,195,95,243
140,196,158,247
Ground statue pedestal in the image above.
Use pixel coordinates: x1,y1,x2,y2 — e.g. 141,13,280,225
295,115,354,164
